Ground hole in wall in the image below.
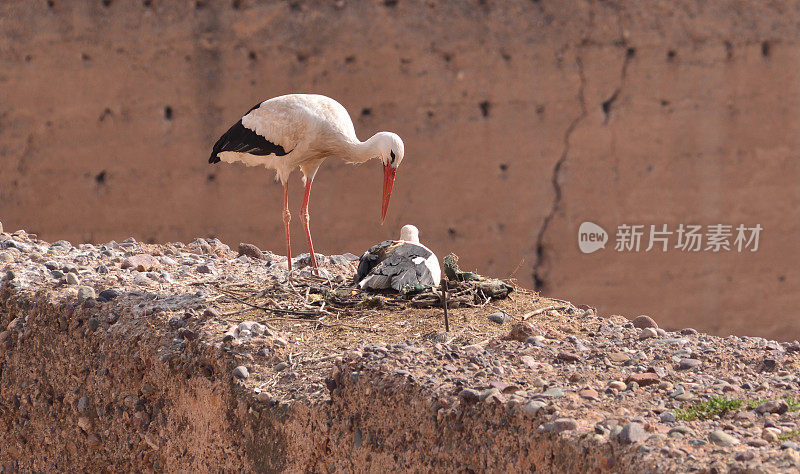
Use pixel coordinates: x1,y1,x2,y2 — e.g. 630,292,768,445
479,101,490,117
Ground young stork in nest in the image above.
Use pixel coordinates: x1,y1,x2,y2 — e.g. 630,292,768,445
209,94,404,272
356,225,441,292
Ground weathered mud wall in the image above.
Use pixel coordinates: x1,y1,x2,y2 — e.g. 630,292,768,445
1,1,798,339
0,286,627,472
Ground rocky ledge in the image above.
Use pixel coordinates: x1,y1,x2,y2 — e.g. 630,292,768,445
1,229,799,472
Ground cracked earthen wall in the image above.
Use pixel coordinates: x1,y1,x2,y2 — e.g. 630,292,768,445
0,286,639,473
1,1,798,339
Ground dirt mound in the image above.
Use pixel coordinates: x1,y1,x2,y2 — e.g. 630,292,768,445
1,230,799,471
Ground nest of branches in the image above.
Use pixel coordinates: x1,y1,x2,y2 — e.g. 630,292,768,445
203,269,515,326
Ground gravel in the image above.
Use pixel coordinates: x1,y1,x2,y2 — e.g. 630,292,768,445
77,286,95,303
632,315,658,329
2,231,800,472
618,422,646,444
708,430,739,446
232,366,249,379
487,311,510,324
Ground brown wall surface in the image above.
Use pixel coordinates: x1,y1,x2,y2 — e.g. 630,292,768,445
1,1,798,339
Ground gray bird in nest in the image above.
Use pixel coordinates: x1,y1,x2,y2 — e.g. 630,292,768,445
356,225,441,292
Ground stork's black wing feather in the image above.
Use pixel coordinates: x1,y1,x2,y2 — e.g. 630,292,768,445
209,103,290,163
356,240,394,283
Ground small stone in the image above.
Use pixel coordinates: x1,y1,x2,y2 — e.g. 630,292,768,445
539,387,564,399
678,358,702,370
96,264,109,274
488,311,510,324
632,315,658,329
479,388,500,401
66,273,80,285
734,451,755,461
274,362,288,372
608,381,627,391
618,422,647,444
609,349,633,364
660,412,677,423
552,418,577,432
674,392,695,402
77,396,90,414
755,400,789,415
121,254,160,272
504,322,537,342
86,433,101,449
748,438,768,447
524,335,546,346
557,351,581,362
196,264,214,274
232,366,249,379
520,355,539,369
255,391,272,403
202,308,220,319
87,317,100,332
579,388,599,400
77,416,92,433
238,243,265,260
77,286,95,303
639,327,658,339
97,289,120,302
680,328,698,335
459,388,481,404
668,426,696,438
626,372,660,387
238,321,266,336
708,430,739,447
522,400,546,417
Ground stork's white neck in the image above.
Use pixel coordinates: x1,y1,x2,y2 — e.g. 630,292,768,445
338,133,385,164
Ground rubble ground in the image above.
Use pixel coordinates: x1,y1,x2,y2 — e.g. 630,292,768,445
1,229,800,472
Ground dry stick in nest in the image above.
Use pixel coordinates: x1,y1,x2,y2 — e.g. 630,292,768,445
521,304,567,320
441,279,450,333
210,286,327,317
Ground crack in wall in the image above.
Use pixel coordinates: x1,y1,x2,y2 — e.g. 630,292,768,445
532,40,635,292
532,54,587,292
602,46,634,124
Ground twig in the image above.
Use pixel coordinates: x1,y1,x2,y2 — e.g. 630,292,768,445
507,257,525,279
441,279,450,333
521,305,566,320
210,286,327,316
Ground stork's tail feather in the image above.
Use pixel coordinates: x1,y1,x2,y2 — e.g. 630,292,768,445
208,118,289,167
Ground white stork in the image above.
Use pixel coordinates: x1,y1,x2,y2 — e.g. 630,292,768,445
209,94,405,272
356,224,441,292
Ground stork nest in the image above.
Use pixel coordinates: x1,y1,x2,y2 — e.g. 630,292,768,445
200,254,514,328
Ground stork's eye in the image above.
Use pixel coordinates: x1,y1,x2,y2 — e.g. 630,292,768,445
390,150,395,163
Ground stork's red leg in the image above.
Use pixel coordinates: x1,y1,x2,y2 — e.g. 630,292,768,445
283,182,292,273
300,179,318,269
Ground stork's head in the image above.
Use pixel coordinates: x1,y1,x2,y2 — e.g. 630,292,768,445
373,132,404,224
399,224,420,244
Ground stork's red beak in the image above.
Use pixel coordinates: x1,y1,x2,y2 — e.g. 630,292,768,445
381,164,396,225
